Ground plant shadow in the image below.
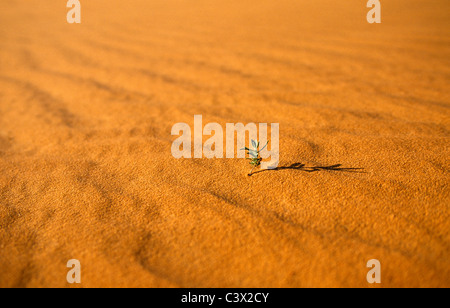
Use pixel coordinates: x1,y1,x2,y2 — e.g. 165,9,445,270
249,163,365,176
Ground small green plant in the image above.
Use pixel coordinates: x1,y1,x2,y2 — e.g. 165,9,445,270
241,139,269,176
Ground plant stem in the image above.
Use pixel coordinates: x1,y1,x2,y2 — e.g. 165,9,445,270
248,166,256,176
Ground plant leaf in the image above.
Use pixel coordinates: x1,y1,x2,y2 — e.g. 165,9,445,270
258,140,269,152
249,151,258,158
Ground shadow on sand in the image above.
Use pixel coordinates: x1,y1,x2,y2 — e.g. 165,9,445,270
249,163,365,176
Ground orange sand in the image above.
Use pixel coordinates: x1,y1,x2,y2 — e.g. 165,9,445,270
0,0,449,287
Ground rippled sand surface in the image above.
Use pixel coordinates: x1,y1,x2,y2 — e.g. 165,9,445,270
0,0,449,287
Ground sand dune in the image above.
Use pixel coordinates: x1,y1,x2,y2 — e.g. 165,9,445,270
0,0,449,287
